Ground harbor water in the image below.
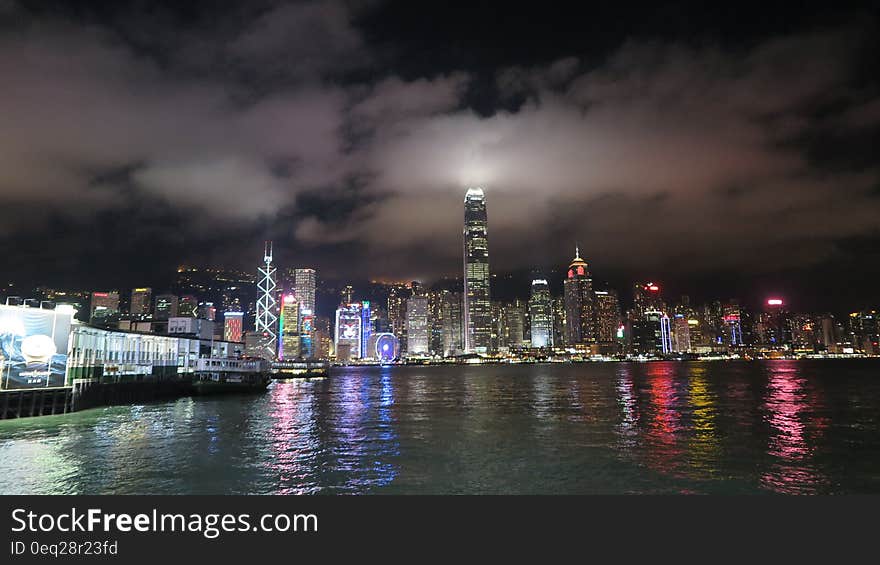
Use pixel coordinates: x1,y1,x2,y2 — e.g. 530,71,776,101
1,359,878,494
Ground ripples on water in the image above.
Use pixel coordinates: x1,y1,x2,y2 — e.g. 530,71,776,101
0,360,878,494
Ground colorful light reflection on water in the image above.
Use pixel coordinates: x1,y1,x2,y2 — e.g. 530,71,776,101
0,360,878,494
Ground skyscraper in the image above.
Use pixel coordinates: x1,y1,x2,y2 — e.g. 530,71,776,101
502,301,526,349
463,187,491,354
255,241,278,359
130,287,152,317
563,247,594,346
440,290,463,356
387,284,408,353
294,268,317,314
340,285,354,305
593,289,620,345
335,302,363,361
89,291,120,325
279,294,300,360
224,311,244,342
178,295,198,318
154,294,178,320
529,279,553,348
406,295,430,355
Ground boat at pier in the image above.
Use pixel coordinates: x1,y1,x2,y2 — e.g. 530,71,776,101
192,357,271,394
271,360,330,379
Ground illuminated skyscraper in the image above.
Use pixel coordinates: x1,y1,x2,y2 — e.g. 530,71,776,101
387,285,408,352
440,290,463,356
255,241,278,359
340,285,354,305
758,298,790,349
593,289,620,345
406,296,429,355
529,279,553,348
279,294,300,360
463,187,491,354
335,303,363,361
179,295,198,318
502,301,526,350
673,315,691,353
89,291,120,324
224,311,244,342
361,300,372,356
633,282,665,317
294,268,317,314
563,247,594,346
130,287,152,317
154,294,178,320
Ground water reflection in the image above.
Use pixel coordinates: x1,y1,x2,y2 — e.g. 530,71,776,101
760,361,827,494
0,360,876,494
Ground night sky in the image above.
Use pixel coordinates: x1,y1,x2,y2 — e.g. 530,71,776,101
1,1,879,312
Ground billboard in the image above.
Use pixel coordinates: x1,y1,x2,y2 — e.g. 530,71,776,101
0,305,73,390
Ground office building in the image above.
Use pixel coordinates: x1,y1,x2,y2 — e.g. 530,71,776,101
563,247,594,346
224,311,244,343
463,187,492,354
406,295,430,355
335,303,363,360
279,294,300,360
529,279,553,348
89,291,120,325
154,294,178,321
130,287,152,317
294,268,317,314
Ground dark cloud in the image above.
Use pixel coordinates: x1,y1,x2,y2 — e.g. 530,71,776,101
0,1,878,310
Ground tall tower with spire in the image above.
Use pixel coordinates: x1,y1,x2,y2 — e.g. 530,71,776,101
256,240,278,359
563,245,594,347
463,187,492,354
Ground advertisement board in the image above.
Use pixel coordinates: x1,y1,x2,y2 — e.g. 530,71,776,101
0,305,73,389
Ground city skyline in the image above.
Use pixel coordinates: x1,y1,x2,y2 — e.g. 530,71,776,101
0,2,878,312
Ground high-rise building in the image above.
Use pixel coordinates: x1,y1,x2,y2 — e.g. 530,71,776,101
300,309,315,359
361,300,372,357
722,302,744,348
387,285,408,352
90,291,120,324
279,294,300,360
633,282,665,318
224,311,244,342
154,294,178,321
758,298,791,349
198,301,216,321
178,295,198,318
255,241,278,359
502,301,526,350
440,290,463,356
848,310,879,354
340,285,354,305
335,303,363,360
552,296,566,347
631,310,664,355
130,287,152,317
672,314,691,353
593,289,620,345
406,296,430,355
660,313,673,354
529,279,553,348
563,247,594,346
463,187,492,354
294,268,317,314
428,291,445,355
